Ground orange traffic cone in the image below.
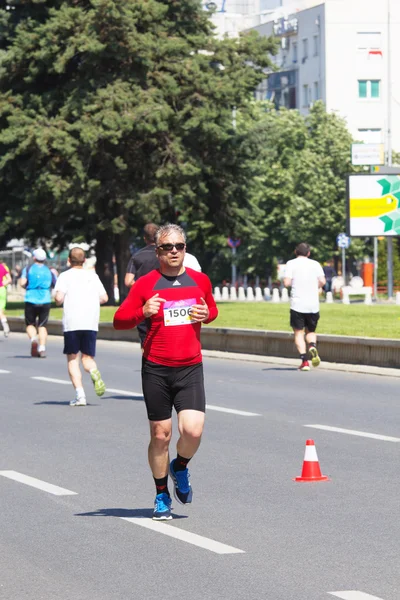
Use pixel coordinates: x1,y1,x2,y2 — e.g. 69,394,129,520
294,439,329,482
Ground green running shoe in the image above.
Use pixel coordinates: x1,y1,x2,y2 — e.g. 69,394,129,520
90,368,106,396
309,347,321,368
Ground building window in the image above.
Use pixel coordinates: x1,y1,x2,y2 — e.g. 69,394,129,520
371,80,380,98
292,42,298,63
357,32,381,51
303,84,309,107
358,80,367,98
302,38,308,60
313,35,319,56
358,79,381,99
314,81,319,101
357,129,382,144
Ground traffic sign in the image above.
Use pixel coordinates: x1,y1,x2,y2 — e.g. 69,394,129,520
227,238,241,249
336,233,350,249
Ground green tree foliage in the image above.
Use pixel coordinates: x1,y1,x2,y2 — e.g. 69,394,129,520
232,100,359,279
377,238,400,288
0,0,276,298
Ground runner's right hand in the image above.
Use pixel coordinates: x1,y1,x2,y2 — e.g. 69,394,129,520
143,293,166,318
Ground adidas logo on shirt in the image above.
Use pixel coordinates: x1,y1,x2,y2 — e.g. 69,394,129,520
173,280,181,286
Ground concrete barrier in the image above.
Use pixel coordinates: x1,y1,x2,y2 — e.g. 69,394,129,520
7,317,400,369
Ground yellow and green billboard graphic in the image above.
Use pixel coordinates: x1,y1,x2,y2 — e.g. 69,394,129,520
348,174,400,236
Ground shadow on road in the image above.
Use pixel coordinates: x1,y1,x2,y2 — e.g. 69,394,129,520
34,401,100,406
9,355,31,359
261,367,297,372
103,394,143,401
75,507,187,520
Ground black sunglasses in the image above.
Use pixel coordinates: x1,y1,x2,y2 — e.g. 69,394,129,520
157,243,186,252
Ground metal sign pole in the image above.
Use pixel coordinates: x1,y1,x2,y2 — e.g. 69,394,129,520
231,247,237,287
342,247,346,286
374,237,378,299
387,237,393,298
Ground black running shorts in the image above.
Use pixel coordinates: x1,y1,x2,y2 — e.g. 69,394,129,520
141,359,206,422
290,309,320,332
25,302,51,328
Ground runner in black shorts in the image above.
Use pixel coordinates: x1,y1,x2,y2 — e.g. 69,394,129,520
142,361,206,421
114,223,218,521
25,303,51,329
290,310,319,333
284,243,326,371
20,248,54,358
124,223,160,347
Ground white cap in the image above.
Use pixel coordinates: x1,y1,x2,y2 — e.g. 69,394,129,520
33,248,46,262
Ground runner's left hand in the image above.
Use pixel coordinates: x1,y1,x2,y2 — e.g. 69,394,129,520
190,298,209,322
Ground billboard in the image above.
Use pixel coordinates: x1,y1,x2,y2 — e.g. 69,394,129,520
347,174,400,236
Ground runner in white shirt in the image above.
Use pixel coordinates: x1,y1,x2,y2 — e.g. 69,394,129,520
283,243,326,371
54,247,108,406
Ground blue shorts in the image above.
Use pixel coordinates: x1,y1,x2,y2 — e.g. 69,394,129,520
63,330,97,356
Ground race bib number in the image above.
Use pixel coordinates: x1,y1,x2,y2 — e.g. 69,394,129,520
163,298,196,326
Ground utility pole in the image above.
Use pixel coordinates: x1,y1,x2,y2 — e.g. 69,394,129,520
386,0,394,299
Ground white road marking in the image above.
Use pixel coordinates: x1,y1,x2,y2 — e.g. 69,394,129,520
30,378,259,416
0,369,11,374
106,387,143,397
206,404,261,416
305,424,400,443
329,592,386,600
0,470,77,496
31,376,70,385
121,517,245,554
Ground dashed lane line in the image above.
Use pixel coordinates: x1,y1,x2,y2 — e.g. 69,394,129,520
329,592,386,600
31,378,260,416
120,517,245,554
206,404,261,416
0,369,11,374
106,387,143,397
305,424,400,443
0,470,77,496
32,376,70,385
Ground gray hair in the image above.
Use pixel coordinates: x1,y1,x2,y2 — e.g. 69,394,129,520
155,223,186,245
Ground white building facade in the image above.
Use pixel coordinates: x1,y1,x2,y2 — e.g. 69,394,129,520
207,0,400,154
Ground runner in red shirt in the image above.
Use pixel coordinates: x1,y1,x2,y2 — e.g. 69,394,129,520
114,223,218,520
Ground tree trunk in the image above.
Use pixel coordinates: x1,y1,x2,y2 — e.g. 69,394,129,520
114,230,131,303
95,229,115,305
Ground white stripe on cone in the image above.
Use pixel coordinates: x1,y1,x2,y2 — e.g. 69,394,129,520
303,444,319,462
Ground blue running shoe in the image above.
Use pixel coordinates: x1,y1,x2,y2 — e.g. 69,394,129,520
153,493,172,520
169,459,193,505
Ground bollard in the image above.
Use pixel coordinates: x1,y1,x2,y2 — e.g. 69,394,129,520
255,287,263,301
281,288,289,303
342,290,350,305
214,287,222,301
364,288,372,305
264,287,271,301
396,291,400,305
272,288,280,303
221,286,230,301
238,287,246,301
326,291,333,304
247,287,255,302
230,286,237,301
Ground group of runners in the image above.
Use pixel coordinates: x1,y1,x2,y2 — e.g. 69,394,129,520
1,227,325,520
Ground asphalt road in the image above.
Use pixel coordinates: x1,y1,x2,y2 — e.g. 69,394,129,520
1,333,399,600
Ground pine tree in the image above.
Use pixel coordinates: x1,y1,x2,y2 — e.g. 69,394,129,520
0,0,276,298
